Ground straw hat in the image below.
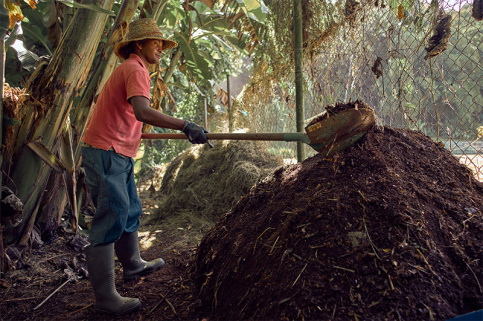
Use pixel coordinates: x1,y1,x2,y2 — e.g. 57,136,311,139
114,18,178,59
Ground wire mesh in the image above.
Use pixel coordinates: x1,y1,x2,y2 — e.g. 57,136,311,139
235,0,482,180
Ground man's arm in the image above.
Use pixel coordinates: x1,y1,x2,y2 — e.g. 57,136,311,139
130,96,185,130
130,95,210,145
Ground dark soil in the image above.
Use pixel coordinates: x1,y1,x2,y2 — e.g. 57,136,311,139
1,125,482,321
195,126,483,320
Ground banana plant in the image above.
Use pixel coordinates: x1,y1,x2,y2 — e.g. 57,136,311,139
152,0,268,112
2,0,116,245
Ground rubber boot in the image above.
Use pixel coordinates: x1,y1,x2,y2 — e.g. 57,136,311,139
115,231,165,281
85,244,141,315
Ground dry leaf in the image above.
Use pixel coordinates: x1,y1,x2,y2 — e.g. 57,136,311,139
397,5,403,20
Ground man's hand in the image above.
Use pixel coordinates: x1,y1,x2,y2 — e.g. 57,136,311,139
182,121,211,146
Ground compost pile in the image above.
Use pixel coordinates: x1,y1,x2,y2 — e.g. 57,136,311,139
151,140,284,231
194,126,483,320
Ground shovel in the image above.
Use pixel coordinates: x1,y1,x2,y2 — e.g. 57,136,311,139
142,107,375,156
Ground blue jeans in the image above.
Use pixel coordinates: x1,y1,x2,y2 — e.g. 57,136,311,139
81,147,141,246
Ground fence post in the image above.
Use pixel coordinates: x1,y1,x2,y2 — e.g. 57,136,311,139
204,98,208,129
294,0,305,162
227,74,233,132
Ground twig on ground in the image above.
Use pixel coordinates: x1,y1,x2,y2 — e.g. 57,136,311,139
278,289,301,305
269,236,279,255
292,263,307,287
332,303,337,319
333,265,355,273
33,272,79,311
69,303,94,315
33,278,71,311
148,288,172,315
416,248,436,275
38,253,72,264
363,216,380,259
464,261,482,293
253,227,274,254
165,297,177,315
3,296,42,302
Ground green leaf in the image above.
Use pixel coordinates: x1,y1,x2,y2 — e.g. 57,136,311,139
168,81,188,90
237,0,268,22
26,140,66,174
22,3,49,29
199,15,230,30
10,40,40,72
198,50,214,66
5,48,30,85
56,0,115,16
237,0,260,12
164,9,178,27
174,29,213,80
21,23,53,55
5,23,21,49
3,116,22,127
246,8,266,23
0,5,9,33
224,35,249,51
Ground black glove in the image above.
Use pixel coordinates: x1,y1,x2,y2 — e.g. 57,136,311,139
182,121,211,146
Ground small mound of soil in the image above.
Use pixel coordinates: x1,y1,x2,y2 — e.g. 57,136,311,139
194,126,483,320
151,140,284,231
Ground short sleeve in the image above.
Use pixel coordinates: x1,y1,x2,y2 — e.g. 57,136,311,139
126,69,151,101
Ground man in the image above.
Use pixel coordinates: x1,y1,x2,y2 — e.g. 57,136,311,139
81,18,209,315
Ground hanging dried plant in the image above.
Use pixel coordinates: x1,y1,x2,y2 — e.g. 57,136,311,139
371,56,383,79
473,0,483,21
424,14,452,60
344,0,361,26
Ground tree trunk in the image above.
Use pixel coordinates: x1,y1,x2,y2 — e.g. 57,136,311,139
3,0,115,245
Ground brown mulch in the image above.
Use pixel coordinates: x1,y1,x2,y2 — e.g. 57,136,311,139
1,124,482,321
194,126,483,321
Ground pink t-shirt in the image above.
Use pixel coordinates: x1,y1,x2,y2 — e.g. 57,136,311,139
82,54,150,157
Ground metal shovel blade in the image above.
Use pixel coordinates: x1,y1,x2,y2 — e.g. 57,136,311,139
305,107,375,156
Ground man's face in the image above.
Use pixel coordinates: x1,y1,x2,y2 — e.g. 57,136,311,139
138,39,163,65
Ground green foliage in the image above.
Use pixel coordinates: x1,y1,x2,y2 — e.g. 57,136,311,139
3,115,21,127
4,3,50,86
56,0,115,15
4,46,30,86
173,21,214,82
4,0,116,86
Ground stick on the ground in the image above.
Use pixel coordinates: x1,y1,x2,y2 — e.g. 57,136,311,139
70,303,94,315
165,297,177,315
148,289,172,315
33,274,78,311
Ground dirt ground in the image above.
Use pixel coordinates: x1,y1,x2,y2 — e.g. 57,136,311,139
0,182,204,321
1,120,482,320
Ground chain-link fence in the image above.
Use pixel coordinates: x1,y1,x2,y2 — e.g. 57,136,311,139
235,0,482,180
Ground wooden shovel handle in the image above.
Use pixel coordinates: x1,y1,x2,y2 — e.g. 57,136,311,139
142,132,296,141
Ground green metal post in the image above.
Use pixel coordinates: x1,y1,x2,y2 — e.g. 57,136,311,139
293,0,305,162
227,74,233,132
